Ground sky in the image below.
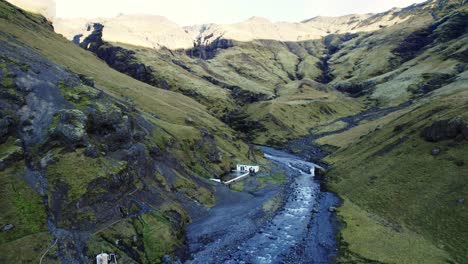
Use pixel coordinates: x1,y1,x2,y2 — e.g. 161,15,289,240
56,0,428,25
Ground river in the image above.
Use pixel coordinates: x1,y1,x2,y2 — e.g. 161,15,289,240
185,147,340,264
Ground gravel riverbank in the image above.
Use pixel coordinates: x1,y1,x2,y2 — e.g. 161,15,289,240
184,147,339,263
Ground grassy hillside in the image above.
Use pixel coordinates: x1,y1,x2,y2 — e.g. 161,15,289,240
318,72,468,262
1,0,467,263
0,1,260,262
0,0,256,175
81,36,365,145
55,2,467,262
328,0,467,106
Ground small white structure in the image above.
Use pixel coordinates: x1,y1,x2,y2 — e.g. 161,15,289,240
209,178,222,183
236,164,260,173
96,253,108,264
97,253,118,264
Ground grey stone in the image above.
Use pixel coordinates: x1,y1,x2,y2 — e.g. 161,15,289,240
2,224,15,232
85,144,98,158
431,148,441,156
53,109,87,145
40,151,57,168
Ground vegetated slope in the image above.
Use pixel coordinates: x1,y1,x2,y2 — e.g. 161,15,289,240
320,72,468,263
58,0,466,146
53,2,468,263
0,1,258,263
2,0,467,263
309,1,468,261
328,0,468,106
65,24,365,145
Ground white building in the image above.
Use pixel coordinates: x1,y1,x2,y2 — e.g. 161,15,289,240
236,164,260,173
96,253,118,264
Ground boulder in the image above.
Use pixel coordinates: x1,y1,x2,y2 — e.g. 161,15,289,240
85,103,133,149
86,103,122,129
421,116,467,142
447,117,465,138
431,148,441,156
78,74,95,87
0,115,16,143
52,109,87,146
2,224,14,232
40,151,57,168
84,144,98,158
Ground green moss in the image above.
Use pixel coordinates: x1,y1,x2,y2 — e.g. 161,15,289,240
0,1,15,20
324,98,468,262
311,120,349,135
174,175,215,207
256,172,286,189
46,149,124,201
337,200,452,264
0,163,47,244
140,213,179,263
88,218,145,263
230,181,244,192
154,172,170,192
88,209,186,263
0,136,22,159
0,232,59,264
58,83,104,109
408,73,456,95
0,62,14,88
160,202,191,227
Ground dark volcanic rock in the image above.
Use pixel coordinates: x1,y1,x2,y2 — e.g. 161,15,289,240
0,114,17,143
422,116,467,142
431,148,441,156
78,23,104,51
85,102,132,147
334,81,374,97
84,144,98,158
188,37,234,60
198,128,223,164
78,74,95,87
76,23,166,89
392,27,435,63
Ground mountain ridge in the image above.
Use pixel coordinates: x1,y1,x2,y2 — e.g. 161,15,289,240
53,4,421,50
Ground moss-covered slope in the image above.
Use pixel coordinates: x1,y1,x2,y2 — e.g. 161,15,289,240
318,72,468,262
0,0,259,262
75,30,365,145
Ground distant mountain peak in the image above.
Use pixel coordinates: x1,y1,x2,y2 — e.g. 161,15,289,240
244,16,272,23
52,1,432,50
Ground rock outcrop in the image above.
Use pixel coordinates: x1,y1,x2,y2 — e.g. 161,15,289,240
422,116,468,142
51,109,87,147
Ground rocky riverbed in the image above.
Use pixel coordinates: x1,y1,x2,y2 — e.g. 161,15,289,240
185,147,339,264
